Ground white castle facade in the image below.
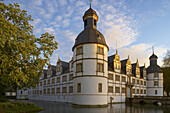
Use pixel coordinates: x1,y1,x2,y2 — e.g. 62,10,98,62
17,6,163,107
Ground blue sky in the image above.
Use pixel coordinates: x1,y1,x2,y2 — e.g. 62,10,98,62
4,0,170,67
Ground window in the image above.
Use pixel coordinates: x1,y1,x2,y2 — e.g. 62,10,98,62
137,80,139,85
44,89,46,94
97,47,104,54
47,88,50,94
52,78,55,84
141,80,143,85
57,77,60,83
154,81,159,86
44,80,46,85
108,86,113,93
56,87,60,93
85,20,87,26
122,76,126,82
122,88,126,93
69,86,73,93
97,63,104,72
144,90,146,94
108,74,113,80
94,19,96,26
69,74,73,81
133,89,135,94
76,46,83,55
140,89,143,94
144,81,146,86
137,89,139,94
62,87,66,93
132,79,135,84
77,63,83,72
115,75,120,81
115,87,120,93
40,90,42,95
98,83,102,93
48,79,50,84
52,88,55,94
21,91,22,95
40,81,42,86
62,75,67,82
37,90,39,94
154,73,159,78
155,90,157,95
77,83,81,93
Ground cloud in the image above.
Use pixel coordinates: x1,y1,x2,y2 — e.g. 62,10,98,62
62,19,70,28
33,0,43,6
63,30,76,42
31,18,42,27
44,27,55,33
58,0,67,6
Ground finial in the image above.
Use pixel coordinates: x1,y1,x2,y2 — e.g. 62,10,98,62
137,58,138,63
144,63,145,67
152,46,154,54
58,55,60,60
128,55,129,59
116,40,118,54
89,0,92,8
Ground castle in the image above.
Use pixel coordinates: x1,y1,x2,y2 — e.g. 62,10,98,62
17,5,163,107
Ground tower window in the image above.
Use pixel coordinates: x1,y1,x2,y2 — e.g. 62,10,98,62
97,46,104,54
76,46,83,55
85,20,87,26
97,63,104,72
98,83,102,93
76,63,83,72
154,81,159,86
77,83,81,93
94,19,96,26
155,90,157,94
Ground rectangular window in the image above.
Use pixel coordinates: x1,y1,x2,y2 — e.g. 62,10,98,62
141,80,143,85
76,46,83,55
154,73,159,78
76,63,83,72
47,88,50,94
108,86,113,93
154,81,159,86
69,86,73,93
122,76,126,82
144,90,146,94
122,88,126,93
140,89,143,94
115,87,120,93
155,90,157,95
37,90,39,94
97,63,104,72
144,81,146,86
108,74,113,80
132,79,135,84
137,89,139,94
62,87,66,93
52,88,55,94
57,77,60,83
115,75,120,81
44,80,46,85
133,89,135,94
97,46,104,54
40,81,42,86
98,83,102,93
40,90,42,95
48,79,50,84
56,87,60,93
77,83,81,93
44,89,46,94
62,75,67,82
69,74,73,81
137,80,139,85
52,78,55,84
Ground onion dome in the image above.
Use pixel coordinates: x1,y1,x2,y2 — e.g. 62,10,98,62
149,53,158,60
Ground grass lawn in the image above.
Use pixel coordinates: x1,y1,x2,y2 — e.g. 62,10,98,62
0,99,43,113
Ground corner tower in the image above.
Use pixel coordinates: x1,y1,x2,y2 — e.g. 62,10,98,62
72,5,109,107
147,50,163,96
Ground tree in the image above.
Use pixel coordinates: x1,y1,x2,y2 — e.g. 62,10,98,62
162,50,170,96
0,3,58,94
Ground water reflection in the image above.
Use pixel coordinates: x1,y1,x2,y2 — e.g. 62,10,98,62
21,100,170,113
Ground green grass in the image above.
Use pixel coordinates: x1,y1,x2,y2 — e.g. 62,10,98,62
0,100,43,113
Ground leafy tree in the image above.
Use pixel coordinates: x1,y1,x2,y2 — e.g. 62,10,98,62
162,50,170,96
0,3,58,94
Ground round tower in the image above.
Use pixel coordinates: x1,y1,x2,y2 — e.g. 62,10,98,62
72,5,109,107
147,51,163,96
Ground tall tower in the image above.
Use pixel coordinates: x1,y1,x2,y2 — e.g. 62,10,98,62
72,5,109,107
147,50,163,96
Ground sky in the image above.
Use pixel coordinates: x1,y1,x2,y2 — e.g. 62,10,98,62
4,0,170,67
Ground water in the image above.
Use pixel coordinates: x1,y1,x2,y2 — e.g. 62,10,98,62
19,100,170,113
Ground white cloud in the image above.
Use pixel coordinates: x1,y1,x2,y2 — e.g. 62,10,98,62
33,0,43,6
31,18,42,27
58,0,67,6
44,27,55,33
62,19,70,27
56,16,62,21
63,30,76,42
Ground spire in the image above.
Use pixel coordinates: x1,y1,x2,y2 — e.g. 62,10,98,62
144,63,145,67
137,58,138,63
89,0,92,8
58,55,60,60
152,46,154,54
128,55,129,60
116,40,118,54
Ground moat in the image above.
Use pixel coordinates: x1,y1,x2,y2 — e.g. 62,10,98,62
18,100,170,113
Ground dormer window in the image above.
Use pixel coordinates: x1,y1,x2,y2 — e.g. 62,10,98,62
94,19,96,26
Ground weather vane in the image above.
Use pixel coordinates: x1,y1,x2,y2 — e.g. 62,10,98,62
89,0,93,8
152,46,154,54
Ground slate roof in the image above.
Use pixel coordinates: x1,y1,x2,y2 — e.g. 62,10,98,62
84,7,97,16
72,28,109,51
132,63,137,77
61,61,69,74
108,55,115,71
121,59,128,74
140,66,145,78
149,53,158,60
147,65,162,74
43,70,47,78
